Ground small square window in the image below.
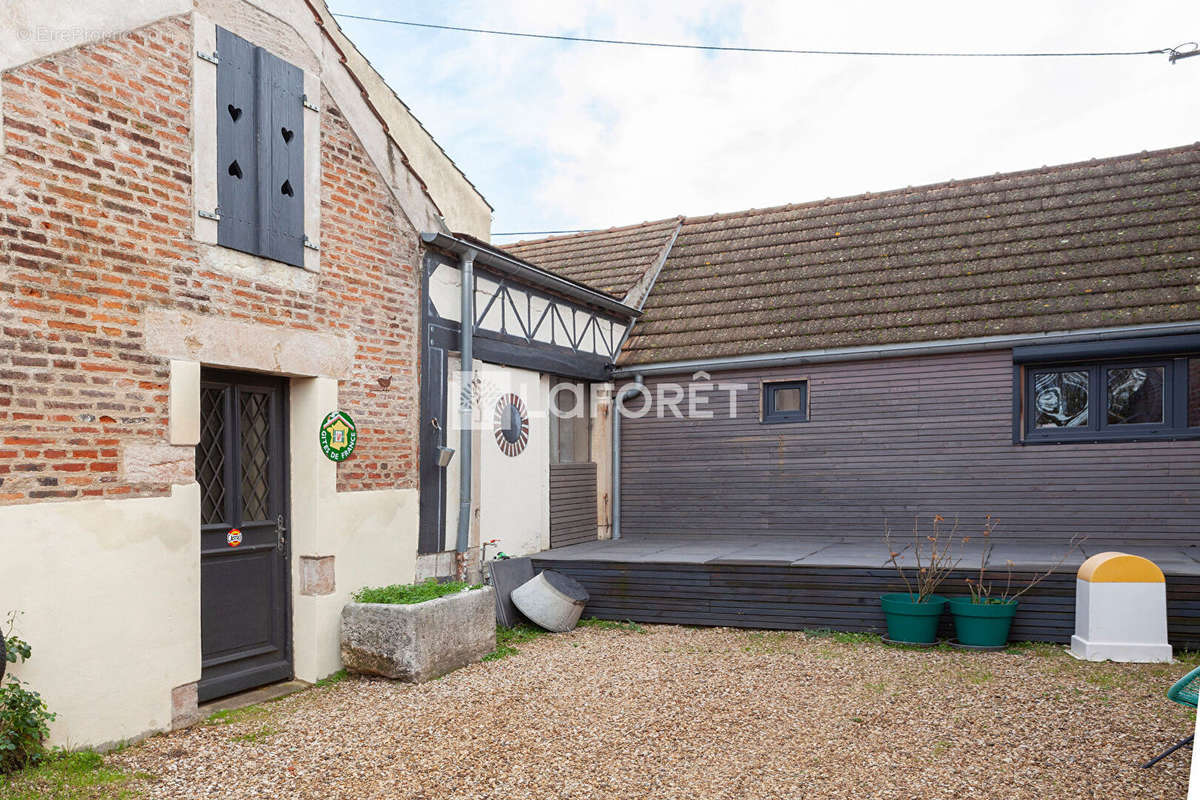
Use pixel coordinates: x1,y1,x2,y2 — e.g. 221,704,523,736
762,380,807,423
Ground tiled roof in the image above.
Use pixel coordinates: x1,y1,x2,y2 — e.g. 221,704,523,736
626,144,1200,365
500,217,683,300
502,144,1200,366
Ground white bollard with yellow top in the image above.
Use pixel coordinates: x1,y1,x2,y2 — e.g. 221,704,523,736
1070,552,1172,663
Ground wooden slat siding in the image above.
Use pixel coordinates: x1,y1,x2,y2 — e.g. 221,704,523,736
618,350,1200,547
532,559,1200,647
550,463,599,548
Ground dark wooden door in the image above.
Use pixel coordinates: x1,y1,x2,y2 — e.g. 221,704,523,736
196,370,291,701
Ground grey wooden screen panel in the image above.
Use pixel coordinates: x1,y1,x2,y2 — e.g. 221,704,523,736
215,27,259,255
261,49,304,267
550,462,598,548
617,350,1200,547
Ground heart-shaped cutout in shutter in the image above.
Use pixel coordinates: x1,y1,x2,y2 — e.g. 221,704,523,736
280,180,294,197
227,160,242,179
281,127,294,143
227,104,242,121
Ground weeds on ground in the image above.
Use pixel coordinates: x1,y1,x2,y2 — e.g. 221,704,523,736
1005,641,1067,658
314,669,348,688
576,618,645,634
1177,650,1200,666
0,750,150,800
231,726,280,744
957,666,993,685
483,625,547,662
804,629,881,645
205,705,269,726
742,631,795,654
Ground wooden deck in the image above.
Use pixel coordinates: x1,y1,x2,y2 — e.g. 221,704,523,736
532,536,1200,648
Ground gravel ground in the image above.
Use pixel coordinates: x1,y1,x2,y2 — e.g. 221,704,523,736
111,625,1197,800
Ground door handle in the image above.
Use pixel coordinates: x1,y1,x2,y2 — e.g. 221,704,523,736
276,514,287,551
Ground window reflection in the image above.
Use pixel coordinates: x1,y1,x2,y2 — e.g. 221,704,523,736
1106,367,1164,425
1033,370,1088,428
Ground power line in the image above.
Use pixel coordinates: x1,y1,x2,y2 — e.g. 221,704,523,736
332,13,1196,61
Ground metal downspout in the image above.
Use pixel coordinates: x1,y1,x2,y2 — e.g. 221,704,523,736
456,249,477,555
610,375,642,540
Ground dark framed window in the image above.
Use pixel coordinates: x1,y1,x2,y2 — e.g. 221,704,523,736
1022,356,1200,443
549,379,590,464
761,380,808,424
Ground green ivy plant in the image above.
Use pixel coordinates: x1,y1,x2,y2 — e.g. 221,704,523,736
0,611,56,774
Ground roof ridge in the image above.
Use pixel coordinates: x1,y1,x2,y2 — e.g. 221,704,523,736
500,215,685,250
675,143,1200,227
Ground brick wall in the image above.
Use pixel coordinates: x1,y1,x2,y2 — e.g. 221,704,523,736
0,15,420,504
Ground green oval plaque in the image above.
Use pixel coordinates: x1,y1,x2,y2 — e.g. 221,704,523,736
319,411,357,462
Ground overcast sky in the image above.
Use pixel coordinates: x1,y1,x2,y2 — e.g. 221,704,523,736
328,1,1199,240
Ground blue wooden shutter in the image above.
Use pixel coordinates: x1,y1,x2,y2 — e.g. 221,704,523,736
215,28,305,267
258,50,305,267
216,27,259,255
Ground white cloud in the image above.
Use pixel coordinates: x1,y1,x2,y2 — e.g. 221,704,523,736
330,0,1200,236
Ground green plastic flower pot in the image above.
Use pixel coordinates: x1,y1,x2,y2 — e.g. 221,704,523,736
879,593,947,644
947,597,1018,648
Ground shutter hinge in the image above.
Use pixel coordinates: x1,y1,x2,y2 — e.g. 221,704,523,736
303,236,320,251
196,49,219,65
301,94,320,113
198,208,221,221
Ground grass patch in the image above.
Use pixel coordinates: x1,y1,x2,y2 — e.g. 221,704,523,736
205,704,269,726
1176,650,1200,666
314,669,348,688
0,750,150,799
231,726,280,744
958,667,993,685
1005,641,1068,658
576,617,645,634
804,629,881,645
352,578,478,605
483,624,547,662
742,631,796,654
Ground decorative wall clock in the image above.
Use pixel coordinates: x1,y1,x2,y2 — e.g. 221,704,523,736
493,393,529,457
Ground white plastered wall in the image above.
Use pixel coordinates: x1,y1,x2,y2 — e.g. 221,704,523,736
476,364,551,559
288,377,417,682
0,485,202,749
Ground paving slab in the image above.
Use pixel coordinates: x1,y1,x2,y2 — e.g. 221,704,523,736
198,680,309,717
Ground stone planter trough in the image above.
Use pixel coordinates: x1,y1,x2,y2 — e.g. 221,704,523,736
340,586,496,682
